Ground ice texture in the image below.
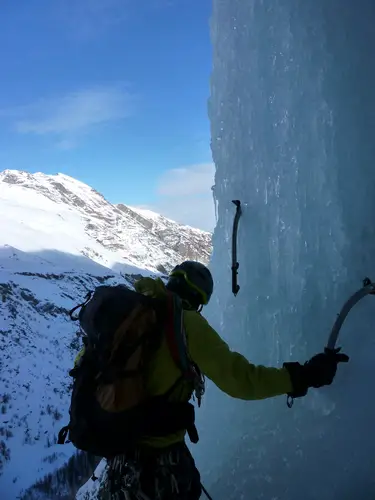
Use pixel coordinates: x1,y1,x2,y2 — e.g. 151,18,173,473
201,1,375,498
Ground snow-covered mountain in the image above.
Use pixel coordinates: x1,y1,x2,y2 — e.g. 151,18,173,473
0,169,211,274
0,169,212,499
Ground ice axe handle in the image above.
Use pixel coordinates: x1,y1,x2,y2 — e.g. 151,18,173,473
326,278,375,350
231,200,242,297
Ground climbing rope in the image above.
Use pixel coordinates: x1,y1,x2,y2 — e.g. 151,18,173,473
201,482,214,500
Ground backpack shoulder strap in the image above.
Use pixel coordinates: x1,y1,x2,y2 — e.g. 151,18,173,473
165,292,205,406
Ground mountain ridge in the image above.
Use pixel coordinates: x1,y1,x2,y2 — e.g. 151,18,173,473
0,169,212,274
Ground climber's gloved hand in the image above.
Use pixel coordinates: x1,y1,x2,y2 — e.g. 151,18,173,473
283,347,349,399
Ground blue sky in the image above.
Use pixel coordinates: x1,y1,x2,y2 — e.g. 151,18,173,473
0,0,215,231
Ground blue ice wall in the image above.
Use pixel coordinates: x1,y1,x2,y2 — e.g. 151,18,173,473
204,1,375,498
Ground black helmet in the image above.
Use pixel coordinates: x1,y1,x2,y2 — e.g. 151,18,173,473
166,261,213,308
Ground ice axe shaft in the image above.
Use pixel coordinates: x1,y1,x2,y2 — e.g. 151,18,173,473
288,277,375,408
231,199,242,296
326,277,375,350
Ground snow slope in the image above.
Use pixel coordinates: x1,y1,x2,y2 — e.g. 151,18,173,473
0,170,211,275
0,247,121,499
0,169,212,499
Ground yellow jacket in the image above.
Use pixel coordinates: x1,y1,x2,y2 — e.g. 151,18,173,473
134,277,293,448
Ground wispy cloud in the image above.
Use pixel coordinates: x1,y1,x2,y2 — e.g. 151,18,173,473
157,163,215,197
144,163,216,232
55,0,185,41
2,84,134,147
55,138,78,150
53,0,129,41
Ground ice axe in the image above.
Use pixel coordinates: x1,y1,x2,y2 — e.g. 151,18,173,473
326,277,375,350
287,277,375,408
231,200,242,296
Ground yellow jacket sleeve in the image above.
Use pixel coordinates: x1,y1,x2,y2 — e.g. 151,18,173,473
74,347,85,366
184,310,293,400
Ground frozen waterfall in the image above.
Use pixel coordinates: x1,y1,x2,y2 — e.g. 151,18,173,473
201,1,375,499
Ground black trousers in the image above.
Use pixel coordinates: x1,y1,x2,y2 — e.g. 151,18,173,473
103,442,202,500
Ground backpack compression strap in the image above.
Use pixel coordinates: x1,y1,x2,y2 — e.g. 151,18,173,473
166,292,193,377
165,292,204,406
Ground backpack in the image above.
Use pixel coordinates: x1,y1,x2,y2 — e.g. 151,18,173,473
57,284,204,458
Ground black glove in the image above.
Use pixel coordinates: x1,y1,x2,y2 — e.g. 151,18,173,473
283,347,349,399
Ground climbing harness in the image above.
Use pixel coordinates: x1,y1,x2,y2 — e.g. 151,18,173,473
96,458,214,499
231,200,242,296
287,277,375,408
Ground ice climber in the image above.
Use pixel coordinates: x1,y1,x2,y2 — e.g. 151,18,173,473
100,260,349,500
